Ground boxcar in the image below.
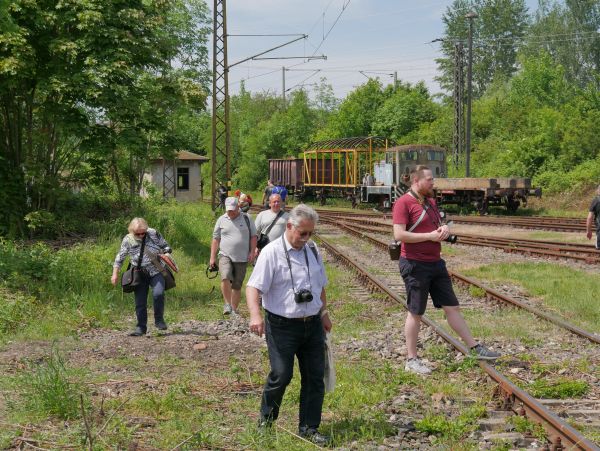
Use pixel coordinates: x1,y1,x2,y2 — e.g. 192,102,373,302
268,158,304,194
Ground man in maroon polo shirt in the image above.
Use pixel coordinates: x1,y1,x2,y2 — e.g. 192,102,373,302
393,165,500,375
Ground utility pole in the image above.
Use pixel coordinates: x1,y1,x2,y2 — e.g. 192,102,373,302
282,66,286,106
452,41,464,170
465,11,477,177
393,71,397,91
211,0,230,210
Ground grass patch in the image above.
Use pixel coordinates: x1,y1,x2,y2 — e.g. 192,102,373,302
462,262,600,334
8,346,87,421
526,378,589,399
415,404,486,441
509,415,547,440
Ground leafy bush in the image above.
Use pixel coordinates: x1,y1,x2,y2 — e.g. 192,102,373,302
0,288,38,334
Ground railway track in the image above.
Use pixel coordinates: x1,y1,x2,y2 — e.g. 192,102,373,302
315,227,599,450
319,215,600,264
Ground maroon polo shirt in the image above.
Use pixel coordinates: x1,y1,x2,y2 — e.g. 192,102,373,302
392,193,441,262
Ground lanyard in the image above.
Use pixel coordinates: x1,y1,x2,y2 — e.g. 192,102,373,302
281,235,312,294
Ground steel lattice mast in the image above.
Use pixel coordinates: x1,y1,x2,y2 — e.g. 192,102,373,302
211,0,230,210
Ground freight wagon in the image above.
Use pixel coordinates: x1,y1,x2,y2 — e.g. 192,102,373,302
269,137,541,213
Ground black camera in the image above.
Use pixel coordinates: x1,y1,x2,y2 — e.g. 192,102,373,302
388,241,400,260
294,289,313,303
444,235,458,244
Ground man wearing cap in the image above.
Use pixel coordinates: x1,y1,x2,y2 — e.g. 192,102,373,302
210,197,257,315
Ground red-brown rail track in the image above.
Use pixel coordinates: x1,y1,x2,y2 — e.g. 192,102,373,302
315,231,599,450
321,218,600,346
319,214,600,264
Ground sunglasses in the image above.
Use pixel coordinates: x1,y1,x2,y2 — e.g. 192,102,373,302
134,231,147,237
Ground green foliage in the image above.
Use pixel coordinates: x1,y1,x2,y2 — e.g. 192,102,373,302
415,405,486,441
527,378,589,399
436,0,529,97
0,287,38,334
509,415,548,440
463,262,600,334
17,347,86,420
371,82,438,142
0,0,210,235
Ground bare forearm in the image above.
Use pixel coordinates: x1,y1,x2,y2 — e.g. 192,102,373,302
246,287,262,316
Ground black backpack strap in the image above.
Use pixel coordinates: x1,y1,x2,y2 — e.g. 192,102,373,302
263,210,284,236
135,234,147,268
307,240,319,262
243,213,251,253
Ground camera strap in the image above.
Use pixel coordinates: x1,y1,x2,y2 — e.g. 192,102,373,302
281,235,311,294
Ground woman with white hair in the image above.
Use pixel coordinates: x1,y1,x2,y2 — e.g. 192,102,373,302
111,218,173,336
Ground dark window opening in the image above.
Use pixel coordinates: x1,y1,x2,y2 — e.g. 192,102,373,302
177,167,189,190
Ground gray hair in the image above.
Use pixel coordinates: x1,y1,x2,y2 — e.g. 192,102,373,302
289,204,319,227
269,193,282,202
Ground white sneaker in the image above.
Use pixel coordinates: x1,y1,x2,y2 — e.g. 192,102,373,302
405,358,432,375
223,304,232,315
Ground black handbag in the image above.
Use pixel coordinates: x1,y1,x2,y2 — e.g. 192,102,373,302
121,235,146,293
257,210,284,250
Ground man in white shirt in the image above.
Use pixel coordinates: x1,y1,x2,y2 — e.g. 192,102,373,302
210,197,257,315
246,204,332,446
253,194,289,257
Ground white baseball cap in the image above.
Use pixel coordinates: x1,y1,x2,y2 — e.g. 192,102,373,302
225,197,238,211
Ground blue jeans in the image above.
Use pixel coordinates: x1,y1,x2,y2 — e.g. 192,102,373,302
133,272,165,331
260,311,325,430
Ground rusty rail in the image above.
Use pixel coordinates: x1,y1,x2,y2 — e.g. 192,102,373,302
321,218,600,345
316,232,599,450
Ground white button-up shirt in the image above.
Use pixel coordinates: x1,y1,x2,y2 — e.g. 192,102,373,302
247,234,327,318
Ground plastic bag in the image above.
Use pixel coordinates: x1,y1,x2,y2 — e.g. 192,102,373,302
324,332,336,393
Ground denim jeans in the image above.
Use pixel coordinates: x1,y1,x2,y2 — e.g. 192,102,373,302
133,272,165,331
260,312,325,430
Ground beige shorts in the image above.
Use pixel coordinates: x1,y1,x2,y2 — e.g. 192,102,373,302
219,256,248,290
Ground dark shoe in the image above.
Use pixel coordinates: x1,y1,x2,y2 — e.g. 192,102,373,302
129,327,146,336
299,427,331,446
155,320,168,330
470,343,501,360
257,418,272,432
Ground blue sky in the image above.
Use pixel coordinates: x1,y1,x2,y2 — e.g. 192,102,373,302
219,0,541,100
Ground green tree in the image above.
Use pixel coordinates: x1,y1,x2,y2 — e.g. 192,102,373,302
320,79,387,138
371,82,437,142
524,0,600,89
0,0,210,235
436,0,530,97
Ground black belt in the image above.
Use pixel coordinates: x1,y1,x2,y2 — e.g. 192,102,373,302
266,311,319,322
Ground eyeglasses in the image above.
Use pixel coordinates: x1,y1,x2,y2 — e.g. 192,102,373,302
134,231,147,237
295,229,313,238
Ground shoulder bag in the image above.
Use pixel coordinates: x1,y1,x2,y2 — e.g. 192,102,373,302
257,210,284,250
121,235,147,293
143,237,176,291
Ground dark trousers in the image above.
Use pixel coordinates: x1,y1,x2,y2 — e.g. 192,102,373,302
261,312,325,430
133,272,165,331
596,232,600,250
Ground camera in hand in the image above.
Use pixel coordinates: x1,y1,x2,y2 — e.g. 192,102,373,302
444,234,458,244
294,288,313,303
208,264,218,272
388,241,400,260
